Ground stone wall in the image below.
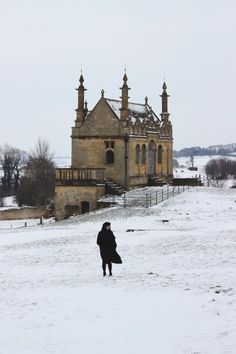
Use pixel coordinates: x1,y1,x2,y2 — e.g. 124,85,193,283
172,178,202,186
72,137,127,186
71,135,173,188
55,184,105,220
76,98,121,136
0,207,47,220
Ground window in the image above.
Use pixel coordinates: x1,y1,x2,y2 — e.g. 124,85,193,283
105,141,115,164
135,144,140,164
158,145,162,164
141,144,146,164
106,150,114,164
105,141,114,149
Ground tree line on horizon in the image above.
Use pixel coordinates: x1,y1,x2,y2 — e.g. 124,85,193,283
174,143,236,158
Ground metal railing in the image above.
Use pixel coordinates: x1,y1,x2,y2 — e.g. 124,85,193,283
200,175,222,188
102,185,191,208
143,185,190,208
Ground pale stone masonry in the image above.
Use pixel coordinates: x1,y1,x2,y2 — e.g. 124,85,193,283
55,185,105,219
55,73,173,220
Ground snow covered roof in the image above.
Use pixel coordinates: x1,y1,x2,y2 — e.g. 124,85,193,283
106,98,160,124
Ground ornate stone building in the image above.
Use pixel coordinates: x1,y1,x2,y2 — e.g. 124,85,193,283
55,74,173,219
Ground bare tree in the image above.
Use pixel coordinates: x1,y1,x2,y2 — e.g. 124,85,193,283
205,157,236,180
0,186,3,206
31,138,53,160
0,144,26,195
16,139,55,206
229,160,236,177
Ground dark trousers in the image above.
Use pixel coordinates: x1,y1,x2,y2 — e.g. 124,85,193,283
102,261,112,275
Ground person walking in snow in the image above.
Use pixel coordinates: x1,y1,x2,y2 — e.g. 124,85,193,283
97,222,122,276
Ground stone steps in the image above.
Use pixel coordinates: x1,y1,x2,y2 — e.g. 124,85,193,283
148,176,167,187
104,179,125,196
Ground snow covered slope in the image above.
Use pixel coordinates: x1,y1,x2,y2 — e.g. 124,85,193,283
0,187,236,354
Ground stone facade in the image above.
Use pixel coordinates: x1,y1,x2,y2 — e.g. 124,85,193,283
72,74,173,187
55,73,173,219
55,185,105,220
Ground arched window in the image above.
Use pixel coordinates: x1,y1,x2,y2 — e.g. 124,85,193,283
135,144,140,164
106,150,114,164
148,141,156,175
141,144,146,164
158,145,162,164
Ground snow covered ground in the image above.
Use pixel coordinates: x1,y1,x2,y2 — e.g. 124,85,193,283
176,155,236,171
174,155,236,188
1,186,236,354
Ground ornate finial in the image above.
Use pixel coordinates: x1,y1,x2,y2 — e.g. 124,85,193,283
85,101,88,110
123,73,128,84
79,74,84,84
101,89,105,98
120,70,130,122
145,96,148,105
160,81,169,114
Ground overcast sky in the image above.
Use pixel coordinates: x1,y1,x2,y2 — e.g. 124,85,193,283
0,0,235,156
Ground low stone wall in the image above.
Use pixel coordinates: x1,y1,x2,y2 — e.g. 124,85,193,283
0,207,47,220
129,175,148,188
55,184,105,220
172,178,202,186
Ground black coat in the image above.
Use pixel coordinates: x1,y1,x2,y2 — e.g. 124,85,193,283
97,230,122,264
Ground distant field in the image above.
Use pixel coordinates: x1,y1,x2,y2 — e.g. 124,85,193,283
53,157,71,167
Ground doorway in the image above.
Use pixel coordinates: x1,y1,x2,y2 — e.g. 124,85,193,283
148,142,155,175
81,201,90,214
